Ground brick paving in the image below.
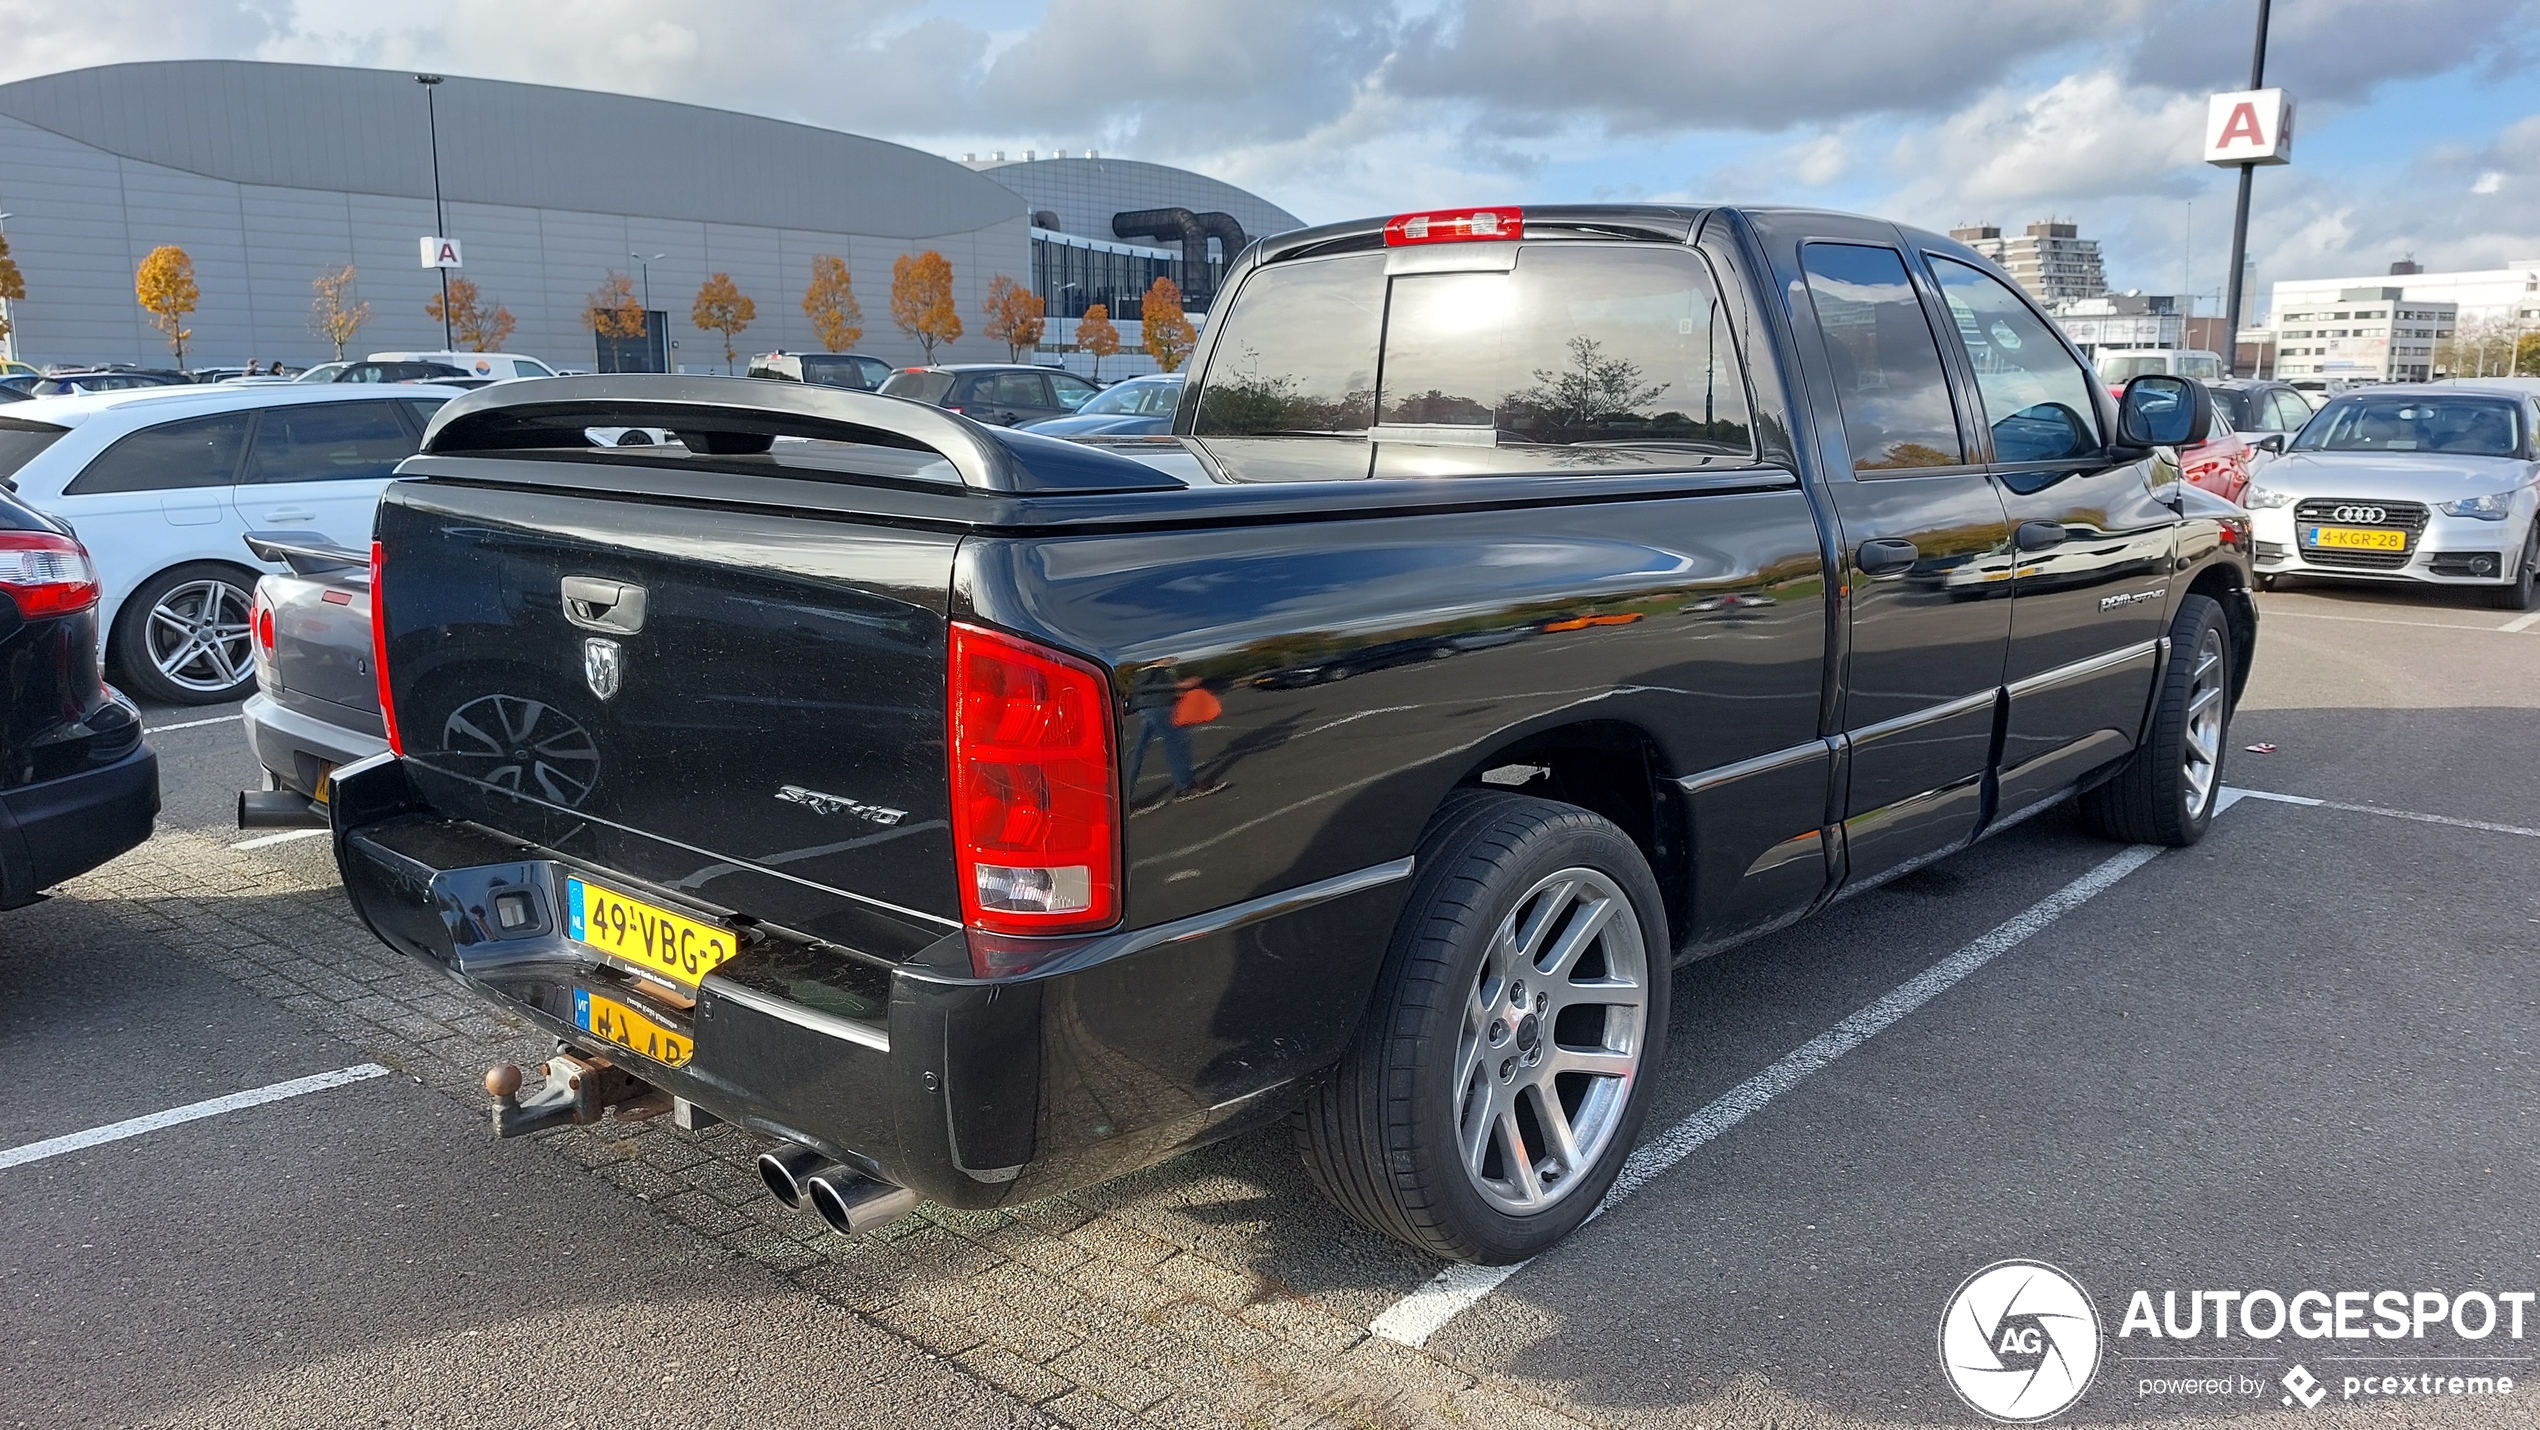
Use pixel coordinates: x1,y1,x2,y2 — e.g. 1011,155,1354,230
63,827,1604,1430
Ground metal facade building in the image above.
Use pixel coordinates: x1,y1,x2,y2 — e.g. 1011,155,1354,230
0,60,1042,369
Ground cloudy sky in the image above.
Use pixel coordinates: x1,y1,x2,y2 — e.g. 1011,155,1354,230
4,0,2536,317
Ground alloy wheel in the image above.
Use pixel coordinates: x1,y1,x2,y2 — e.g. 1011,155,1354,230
2181,626,2227,818
144,579,256,695
1455,866,1649,1216
438,693,602,807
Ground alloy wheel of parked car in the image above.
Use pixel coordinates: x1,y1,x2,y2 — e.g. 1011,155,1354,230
113,563,261,704
437,693,603,807
1454,865,1650,1217
1298,792,1670,1263
2079,593,2234,847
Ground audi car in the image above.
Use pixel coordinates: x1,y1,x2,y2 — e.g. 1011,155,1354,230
2243,384,2540,609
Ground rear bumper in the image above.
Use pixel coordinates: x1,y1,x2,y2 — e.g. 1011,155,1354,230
327,752,1410,1208
0,743,159,907
244,691,388,798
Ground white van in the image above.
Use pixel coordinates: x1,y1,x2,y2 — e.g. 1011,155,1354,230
367,351,558,381
2096,349,2228,384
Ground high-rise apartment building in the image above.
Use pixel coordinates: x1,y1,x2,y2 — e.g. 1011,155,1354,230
1950,221,2109,305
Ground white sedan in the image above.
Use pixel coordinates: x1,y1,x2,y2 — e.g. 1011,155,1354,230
2244,384,2540,610
0,381,465,703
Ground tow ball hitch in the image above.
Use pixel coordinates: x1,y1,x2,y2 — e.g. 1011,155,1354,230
483,1052,670,1137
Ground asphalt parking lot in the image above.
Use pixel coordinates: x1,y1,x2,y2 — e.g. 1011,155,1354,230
4,577,2535,1430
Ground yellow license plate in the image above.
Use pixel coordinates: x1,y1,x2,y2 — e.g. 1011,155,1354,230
572,987,692,1067
312,764,335,804
2305,525,2406,551
565,876,738,988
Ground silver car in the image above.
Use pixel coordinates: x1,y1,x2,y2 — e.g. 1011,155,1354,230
2244,384,2540,610
237,534,385,829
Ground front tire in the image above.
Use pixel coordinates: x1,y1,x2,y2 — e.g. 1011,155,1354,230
2079,594,2233,846
1298,793,1671,1263
113,562,261,705
2480,523,2537,611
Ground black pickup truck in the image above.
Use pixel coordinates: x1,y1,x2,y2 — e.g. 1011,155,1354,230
330,204,2254,1264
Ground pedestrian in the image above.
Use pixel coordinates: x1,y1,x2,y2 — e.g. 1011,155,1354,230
1127,660,1225,803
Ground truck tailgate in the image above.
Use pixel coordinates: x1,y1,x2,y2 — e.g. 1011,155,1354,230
372,480,964,958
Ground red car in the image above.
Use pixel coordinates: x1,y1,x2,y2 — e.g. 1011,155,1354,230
2109,381,2250,503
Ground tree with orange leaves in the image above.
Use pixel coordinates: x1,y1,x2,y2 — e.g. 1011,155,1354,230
134,245,199,369
692,273,757,373
1140,276,1196,373
891,251,962,363
426,275,516,351
981,275,1046,362
1074,303,1122,382
802,255,863,352
583,270,646,339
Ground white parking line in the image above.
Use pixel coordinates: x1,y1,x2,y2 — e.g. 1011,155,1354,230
2503,610,2540,634
231,828,329,850
1370,842,2168,1348
2224,786,2540,838
0,1063,390,1171
143,713,243,734
2263,610,2531,635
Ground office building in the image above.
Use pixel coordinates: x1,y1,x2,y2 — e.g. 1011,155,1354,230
1952,221,2108,305
2269,286,2458,383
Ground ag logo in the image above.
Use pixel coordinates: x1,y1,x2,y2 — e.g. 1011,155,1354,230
1939,1260,2102,1422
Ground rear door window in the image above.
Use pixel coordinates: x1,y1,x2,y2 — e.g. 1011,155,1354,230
1927,256,2102,464
993,372,1050,408
1192,253,1385,435
2267,390,2313,433
244,401,417,483
1799,243,1965,471
65,412,252,494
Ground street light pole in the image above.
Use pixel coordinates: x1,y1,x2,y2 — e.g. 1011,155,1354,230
2219,0,2271,376
632,253,664,371
418,75,451,350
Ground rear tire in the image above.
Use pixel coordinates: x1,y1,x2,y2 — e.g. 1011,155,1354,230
2480,524,2537,611
2079,594,2233,846
112,562,261,705
1298,792,1671,1264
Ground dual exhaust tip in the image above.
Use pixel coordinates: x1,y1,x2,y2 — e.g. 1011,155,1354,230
756,1144,917,1237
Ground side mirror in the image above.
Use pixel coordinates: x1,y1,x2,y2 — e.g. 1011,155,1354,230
2117,374,2214,447
2252,433,2288,455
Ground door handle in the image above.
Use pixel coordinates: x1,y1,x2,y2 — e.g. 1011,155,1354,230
1855,538,1920,577
2015,520,2068,552
561,576,648,634
260,509,318,523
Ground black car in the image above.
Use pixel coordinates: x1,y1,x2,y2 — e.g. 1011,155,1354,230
746,352,894,391
0,489,156,905
335,204,2254,1265
2209,378,2316,444
876,363,1101,426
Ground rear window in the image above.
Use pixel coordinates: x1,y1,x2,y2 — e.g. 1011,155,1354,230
2099,354,2171,383
65,412,251,494
879,371,956,404
1192,253,1385,435
0,419,67,482
801,355,875,390
1195,245,1752,457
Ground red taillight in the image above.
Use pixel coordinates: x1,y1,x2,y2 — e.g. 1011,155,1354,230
252,594,275,652
946,622,1119,957
0,531,99,619
369,540,402,755
1384,206,1523,246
